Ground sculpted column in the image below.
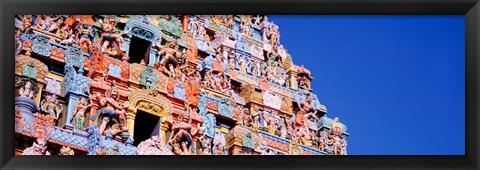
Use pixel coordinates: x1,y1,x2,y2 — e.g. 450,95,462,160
125,106,136,139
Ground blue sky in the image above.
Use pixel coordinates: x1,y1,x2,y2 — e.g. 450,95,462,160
268,15,465,155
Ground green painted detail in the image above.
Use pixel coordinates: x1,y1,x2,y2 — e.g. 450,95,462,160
22,61,38,80
242,132,255,149
158,17,182,38
140,66,158,90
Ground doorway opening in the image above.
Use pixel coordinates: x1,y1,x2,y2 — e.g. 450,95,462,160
128,36,152,65
133,110,160,146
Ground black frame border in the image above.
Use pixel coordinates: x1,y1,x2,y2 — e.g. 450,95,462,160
1,0,478,170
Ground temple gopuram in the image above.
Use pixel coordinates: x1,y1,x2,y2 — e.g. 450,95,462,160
14,15,349,155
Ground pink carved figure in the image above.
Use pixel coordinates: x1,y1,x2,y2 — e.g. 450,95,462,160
137,136,173,155
96,80,130,136
22,138,51,155
168,110,200,155
98,16,129,53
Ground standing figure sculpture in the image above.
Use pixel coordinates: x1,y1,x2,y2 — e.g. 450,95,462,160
98,16,129,54
263,111,278,135
318,130,329,152
94,80,130,136
154,39,186,78
168,110,201,155
40,94,64,123
266,24,280,46
328,133,343,155
76,22,94,53
71,96,93,131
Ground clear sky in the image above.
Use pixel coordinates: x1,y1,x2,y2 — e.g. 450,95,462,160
268,15,465,155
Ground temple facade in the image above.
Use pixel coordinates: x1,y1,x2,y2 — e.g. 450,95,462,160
14,15,349,155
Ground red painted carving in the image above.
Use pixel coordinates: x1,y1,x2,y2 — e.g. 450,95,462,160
30,114,55,140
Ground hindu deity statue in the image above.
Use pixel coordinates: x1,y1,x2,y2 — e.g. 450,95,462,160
328,133,343,155
297,66,311,91
40,93,64,122
225,15,235,30
59,146,75,155
206,71,227,92
341,138,348,155
196,25,207,41
266,24,280,46
239,15,253,36
212,132,228,155
331,117,343,136
294,123,312,146
199,135,212,155
22,138,51,155
188,17,199,37
93,80,130,136
56,22,73,42
16,78,38,99
19,15,33,32
154,39,186,78
238,55,247,73
76,21,94,53
137,135,173,155
210,15,225,26
297,93,320,124
98,15,129,54
279,122,288,139
168,109,201,155
318,130,329,152
263,111,278,135
71,96,93,131
257,140,275,155
35,15,62,33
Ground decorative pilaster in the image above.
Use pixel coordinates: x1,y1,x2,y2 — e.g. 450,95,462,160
160,120,170,146
64,92,80,129
125,106,136,139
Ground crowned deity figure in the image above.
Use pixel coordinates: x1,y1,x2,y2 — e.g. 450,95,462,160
71,96,93,131
40,94,64,123
263,111,278,135
98,16,129,54
16,78,37,99
168,109,201,155
154,39,186,78
22,138,51,155
318,130,329,152
328,133,344,155
296,94,319,127
93,80,130,136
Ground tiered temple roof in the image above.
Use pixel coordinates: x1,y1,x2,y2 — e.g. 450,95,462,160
14,15,348,155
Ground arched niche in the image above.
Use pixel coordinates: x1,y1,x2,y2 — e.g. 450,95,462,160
123,16,163,66
126,89,173,145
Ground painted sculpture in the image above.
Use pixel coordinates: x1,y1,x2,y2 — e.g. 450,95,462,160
72,96,93,130
40,94,64,122
14,15,348,156
93,81,130,136
155,39,186,78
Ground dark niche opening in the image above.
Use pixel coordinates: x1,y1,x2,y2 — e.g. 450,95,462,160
128,36,151,65
133,110,160,146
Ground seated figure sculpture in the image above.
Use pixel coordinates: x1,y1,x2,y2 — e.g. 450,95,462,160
297,94,319,124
